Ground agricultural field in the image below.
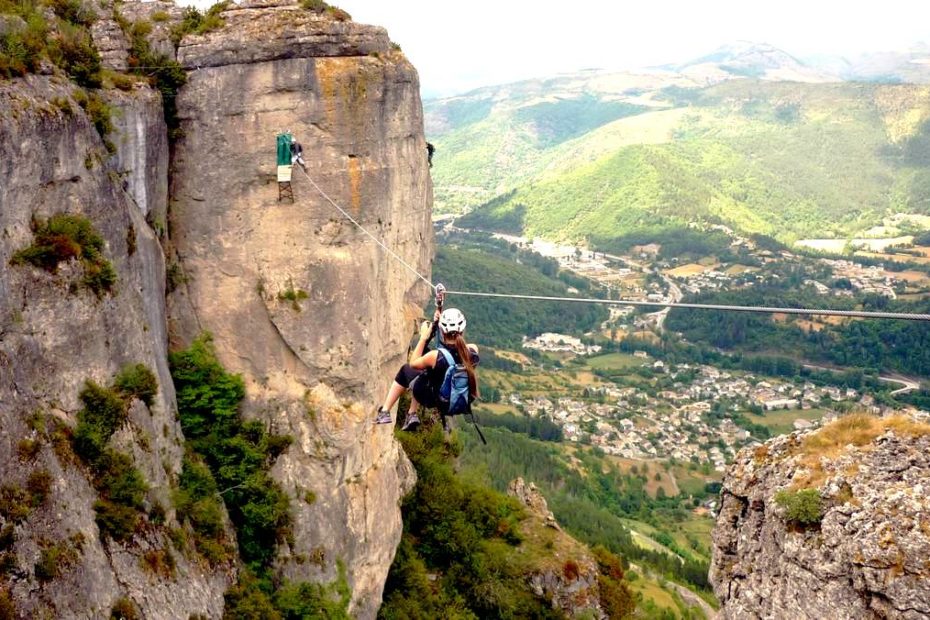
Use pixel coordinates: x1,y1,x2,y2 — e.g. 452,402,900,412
746,407,831,436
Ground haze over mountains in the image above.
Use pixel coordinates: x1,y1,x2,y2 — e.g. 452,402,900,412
426,41,930,243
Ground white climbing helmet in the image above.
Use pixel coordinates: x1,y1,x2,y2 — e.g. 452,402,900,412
438,308,466,335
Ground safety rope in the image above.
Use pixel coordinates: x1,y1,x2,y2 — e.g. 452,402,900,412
296,165,930,323
295,165,436,292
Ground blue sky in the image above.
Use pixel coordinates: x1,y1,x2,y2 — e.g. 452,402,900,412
185,0,930,98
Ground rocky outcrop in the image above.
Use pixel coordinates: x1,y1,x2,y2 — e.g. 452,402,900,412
0,77,231,619
509,477,606,619
710,416,930,619
166,1,431,617
509,477,561,531
177,3,391,69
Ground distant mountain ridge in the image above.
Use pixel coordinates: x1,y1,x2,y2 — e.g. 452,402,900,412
804,42,930,84
426,43,930,243
669,41,836,84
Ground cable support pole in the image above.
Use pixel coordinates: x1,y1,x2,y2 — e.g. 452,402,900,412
444,290,930,322
296,166,436,292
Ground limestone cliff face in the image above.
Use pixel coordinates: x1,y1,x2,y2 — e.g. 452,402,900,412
0,1,429,616
710,417,930,620
166,1,431,617
0,77,230,618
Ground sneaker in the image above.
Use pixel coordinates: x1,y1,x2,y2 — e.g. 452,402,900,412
401,413,420,432
373,407,392,425
442,415,453,435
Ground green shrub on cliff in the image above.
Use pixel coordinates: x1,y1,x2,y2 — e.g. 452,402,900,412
0,0,103,86
299,0,351,20
170,334,292,569
49,20,102,87
171,334,351,617
114,363,159,407
380,425,568,619
11,213,117,296
45,0,96,27
774,488,822,527
71,370,156,540
122,18,186,138
0,10,48,78
169,1,229,45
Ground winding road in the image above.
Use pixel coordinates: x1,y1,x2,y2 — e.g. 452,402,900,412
802,364,921,396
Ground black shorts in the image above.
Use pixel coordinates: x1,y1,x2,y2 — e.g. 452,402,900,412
394,364,438,408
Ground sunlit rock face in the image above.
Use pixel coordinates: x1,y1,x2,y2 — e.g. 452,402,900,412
168,1,432,616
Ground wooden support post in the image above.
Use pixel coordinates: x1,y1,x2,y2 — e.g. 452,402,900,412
278,181,294,202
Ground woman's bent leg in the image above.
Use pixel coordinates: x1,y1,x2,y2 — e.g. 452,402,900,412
381,381,407,413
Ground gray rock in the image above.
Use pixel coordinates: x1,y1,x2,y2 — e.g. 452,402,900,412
177,1,391,69
710,421,930,619
0,76,231,619
90,14,130,72
107,86,169,225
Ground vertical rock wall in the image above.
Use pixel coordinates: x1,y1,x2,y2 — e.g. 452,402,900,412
167,3,432,616
109,87,170,226
0,77,230,619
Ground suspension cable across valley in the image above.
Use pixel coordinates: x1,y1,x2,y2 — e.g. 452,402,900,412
443,290,930,322
297,166,436,292
297,165,930,322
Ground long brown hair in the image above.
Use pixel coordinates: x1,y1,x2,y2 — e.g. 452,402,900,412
445,332,478,399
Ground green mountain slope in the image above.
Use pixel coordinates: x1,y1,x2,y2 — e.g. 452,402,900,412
431,79,930,242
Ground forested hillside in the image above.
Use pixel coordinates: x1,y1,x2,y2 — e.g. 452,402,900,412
430,78,930,242
434,233,608,347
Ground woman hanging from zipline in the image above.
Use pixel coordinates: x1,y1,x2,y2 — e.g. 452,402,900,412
373,307,479,432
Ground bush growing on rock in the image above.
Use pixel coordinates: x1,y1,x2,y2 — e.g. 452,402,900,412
109,597,139,620
114,363,159,407
0,11,48,78
46,0,97,28
0,588,13,619
50,20,102,88
71,373,154,541
11,213,117,295
774,488,822,527
170,334,292,568
169,1,228,45
34,535,82,582
74,381,128,462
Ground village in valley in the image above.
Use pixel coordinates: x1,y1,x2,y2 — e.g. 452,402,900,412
466,223,930,482
504,354,865,472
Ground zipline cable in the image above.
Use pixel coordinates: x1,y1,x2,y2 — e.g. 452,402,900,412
298,165,930,322
296,165,436,292
442,290,930,322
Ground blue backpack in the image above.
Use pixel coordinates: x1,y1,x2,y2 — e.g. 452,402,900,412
437,348,471,416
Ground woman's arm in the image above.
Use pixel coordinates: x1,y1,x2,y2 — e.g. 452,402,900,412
408,320,439,370
410,350,438,370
